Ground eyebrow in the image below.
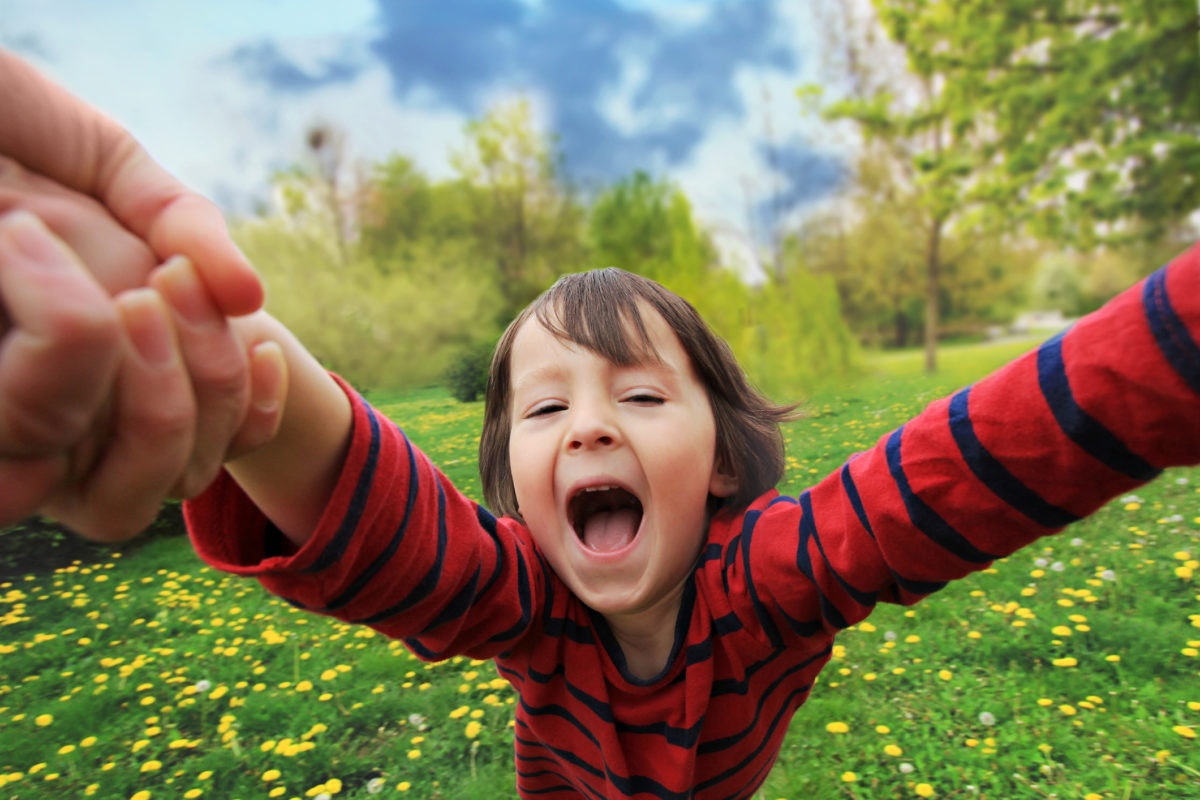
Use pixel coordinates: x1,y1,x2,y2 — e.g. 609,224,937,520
511,364,570,398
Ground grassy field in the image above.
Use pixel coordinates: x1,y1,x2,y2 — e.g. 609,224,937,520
1,336,1197,799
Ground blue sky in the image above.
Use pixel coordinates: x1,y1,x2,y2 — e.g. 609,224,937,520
4,0,848,257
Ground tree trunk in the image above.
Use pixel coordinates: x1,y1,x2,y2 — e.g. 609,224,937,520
923,218,943,374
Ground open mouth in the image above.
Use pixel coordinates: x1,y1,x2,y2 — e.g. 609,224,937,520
568,485,644,553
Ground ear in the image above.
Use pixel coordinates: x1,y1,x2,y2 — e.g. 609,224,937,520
708,461,739,499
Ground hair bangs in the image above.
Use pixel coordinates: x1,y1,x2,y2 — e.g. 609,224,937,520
531,268,663,368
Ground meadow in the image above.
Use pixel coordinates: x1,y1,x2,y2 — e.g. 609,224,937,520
1,336,1197,799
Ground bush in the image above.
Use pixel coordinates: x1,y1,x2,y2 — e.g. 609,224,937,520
445,340,496,402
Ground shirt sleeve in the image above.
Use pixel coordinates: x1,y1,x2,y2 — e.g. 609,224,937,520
184,377,544,661
729,242,1200,645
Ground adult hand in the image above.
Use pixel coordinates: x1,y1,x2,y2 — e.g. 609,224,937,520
0,49,262,314
0,51,284,538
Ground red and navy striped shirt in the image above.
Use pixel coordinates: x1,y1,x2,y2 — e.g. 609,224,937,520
187,244,1200,799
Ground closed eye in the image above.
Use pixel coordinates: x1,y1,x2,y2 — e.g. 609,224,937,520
624,394,664,406
526,402,567,418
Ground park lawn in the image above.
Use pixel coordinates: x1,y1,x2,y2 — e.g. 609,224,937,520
1,336,1197,799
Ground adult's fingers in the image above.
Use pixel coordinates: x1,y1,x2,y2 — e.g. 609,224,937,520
0,50,262,315
0,211,121,457
46,289,195,541
0,155,156,295
149,256,251,498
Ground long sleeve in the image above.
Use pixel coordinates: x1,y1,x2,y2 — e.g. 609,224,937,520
723,243,1200,644
185,378,546,660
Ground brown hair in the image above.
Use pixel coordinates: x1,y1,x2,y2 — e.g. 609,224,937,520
479,268,798,518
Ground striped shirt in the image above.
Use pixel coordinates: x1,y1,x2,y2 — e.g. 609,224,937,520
186,244,1200,798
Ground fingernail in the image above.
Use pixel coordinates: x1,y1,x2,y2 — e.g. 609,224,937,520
250,341,287,413
152,255,217,326
118,289,177,367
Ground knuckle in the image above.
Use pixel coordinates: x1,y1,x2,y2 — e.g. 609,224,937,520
47,296,123,350
11,405,92,453
188,342,249,397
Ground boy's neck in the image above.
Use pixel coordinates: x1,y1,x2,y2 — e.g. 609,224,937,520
603,588,686,681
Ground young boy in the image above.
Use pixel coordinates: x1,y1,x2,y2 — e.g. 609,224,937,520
184,245,1199,798
3,54,1199,800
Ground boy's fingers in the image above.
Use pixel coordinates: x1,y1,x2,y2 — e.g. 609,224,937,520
0,211,121,457
47,289,195,542
149,256,250,498
225,339,288,462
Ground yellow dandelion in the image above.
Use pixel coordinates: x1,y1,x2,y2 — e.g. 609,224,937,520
841,771,857,782
465,721,483,739
884,744,903,757
1173,725,1196,739
35,714,53,727
826,721,849,734
915,784,936,798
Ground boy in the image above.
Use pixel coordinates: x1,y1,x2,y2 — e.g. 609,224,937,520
3,52,1199,800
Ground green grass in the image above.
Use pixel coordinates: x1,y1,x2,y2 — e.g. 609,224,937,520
2,337,1197,799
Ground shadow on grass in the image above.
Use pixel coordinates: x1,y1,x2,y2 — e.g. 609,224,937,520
0,503,186,581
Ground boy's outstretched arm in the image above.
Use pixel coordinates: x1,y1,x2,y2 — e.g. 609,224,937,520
204,308,354,548
734,242,1200,642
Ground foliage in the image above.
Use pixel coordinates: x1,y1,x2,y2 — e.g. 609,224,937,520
809,0,1199,370
959,0,1200,244
235,215,494,392
2,344,1198,799
587,170,717,284
450,98,588,321
444,340,495,404
589,170,860,397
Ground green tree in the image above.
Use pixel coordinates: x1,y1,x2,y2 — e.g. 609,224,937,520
796,148,926,348
811,0,1198,370
588,171,716,284
452,99,587,320
237,157,496,392
964,0,1200,244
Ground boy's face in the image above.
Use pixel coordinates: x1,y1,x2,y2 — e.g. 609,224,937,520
507,306,737,623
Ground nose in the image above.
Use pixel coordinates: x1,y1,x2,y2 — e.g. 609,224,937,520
566,401,620,452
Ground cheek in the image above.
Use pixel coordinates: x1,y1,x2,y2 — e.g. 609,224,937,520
507,434,547,507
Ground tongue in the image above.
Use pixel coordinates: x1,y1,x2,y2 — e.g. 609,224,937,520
582,508,639,553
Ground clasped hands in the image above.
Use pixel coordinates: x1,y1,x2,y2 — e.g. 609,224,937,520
0,156,285,542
